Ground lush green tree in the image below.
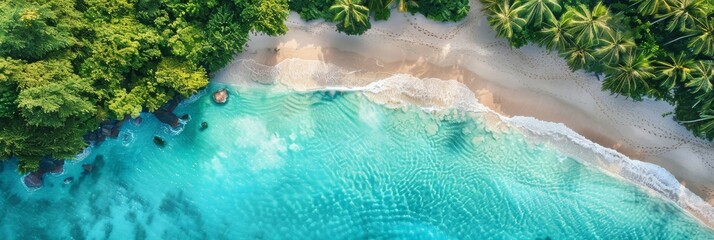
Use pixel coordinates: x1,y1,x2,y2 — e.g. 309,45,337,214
656,53,694,91
602,52,655,99
393,0,419,12
330,0,371,35
0,0,76,61
685,61,713,94
155,58,209,97
240,0,290,36
656,0,706,32
686,17,713,56
367,0,391,20
632,0,671,16
537,17,573,51
560,42,596,70
15,60,96,128
485,0,527,42
0,57,22,119
562,2,613,46
416,0,470,22
595,30,636,65
522,0,562,28
203,6,250,72
288,0,333,21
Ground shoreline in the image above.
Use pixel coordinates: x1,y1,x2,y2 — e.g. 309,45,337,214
216,1,714,219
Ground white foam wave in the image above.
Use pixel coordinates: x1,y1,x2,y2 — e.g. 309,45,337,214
73,143,94,162
216,58,714,227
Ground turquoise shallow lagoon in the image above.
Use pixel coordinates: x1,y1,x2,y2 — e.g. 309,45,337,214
1,83,714,239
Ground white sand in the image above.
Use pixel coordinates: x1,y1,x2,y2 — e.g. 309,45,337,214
214,0,714,226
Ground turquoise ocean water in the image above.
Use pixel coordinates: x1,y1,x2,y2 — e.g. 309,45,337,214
1,83,713,239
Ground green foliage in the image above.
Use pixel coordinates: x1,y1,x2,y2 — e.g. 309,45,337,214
602,51,655,100
155,58,209,97
330,0,371,35
0,0,77,61
484,0,527,43
16,60,95,128
240,0,290,36
0,0,291,172
288,0,333,21
562,2,612,46
415,0,471,22
480,0,714,139
367,0,391,21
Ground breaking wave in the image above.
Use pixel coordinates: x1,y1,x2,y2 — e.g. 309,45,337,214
216,58,714,228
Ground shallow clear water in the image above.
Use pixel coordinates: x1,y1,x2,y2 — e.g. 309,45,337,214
1,83,713,239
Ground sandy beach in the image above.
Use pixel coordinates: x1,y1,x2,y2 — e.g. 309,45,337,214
215,0,714,224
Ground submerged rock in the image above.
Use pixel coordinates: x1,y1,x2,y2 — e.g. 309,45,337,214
23,172,43,188
50,160,65,174
213,89,228,104
153,110,179,128
133,116,143,125
153,136,166,147
82,164,93,174
64,177,74,185
200,122,208,131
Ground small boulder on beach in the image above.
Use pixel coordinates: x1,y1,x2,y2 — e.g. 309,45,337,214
213,89,229,104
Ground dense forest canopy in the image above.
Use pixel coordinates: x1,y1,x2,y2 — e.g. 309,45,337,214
0,0,711,173
0,0,468,173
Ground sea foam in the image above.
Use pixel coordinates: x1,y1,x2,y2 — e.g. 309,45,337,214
216,58,714,228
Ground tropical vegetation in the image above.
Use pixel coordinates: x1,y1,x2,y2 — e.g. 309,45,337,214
0,0,469,172
480,0,714,140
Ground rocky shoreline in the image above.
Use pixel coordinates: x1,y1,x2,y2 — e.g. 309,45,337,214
20,89,230,189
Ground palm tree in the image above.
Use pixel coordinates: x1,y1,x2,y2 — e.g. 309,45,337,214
480,0,500,10
330,0,371,35
391,0,418,12
486,0,527,40
631,0,671,16
537,17,573,51
656,53,694,91
562,2,613,46
654,0,705,32
594,30,635,65
560,42,596,70
522,0,562,28
602,51,655,99
685,61,713,94
368,0,391,20
687,18,714,56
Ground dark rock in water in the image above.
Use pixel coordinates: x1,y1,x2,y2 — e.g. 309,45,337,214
64,177,74,185
24,172,43,188
180,114,190,120
110,127,120,139
159,98,180,113
133,116,143,125
82,164,93,173
153,110,179,128
200,122,208,131
213,89,228,104
153,136,165,147
50,160,65,174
